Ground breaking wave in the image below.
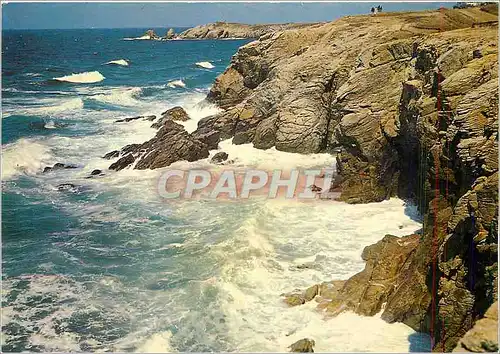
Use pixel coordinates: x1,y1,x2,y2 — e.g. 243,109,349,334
195,61,215,69
2,139,53,180
104,59,129,66
167,79,186,88
53,71,105,84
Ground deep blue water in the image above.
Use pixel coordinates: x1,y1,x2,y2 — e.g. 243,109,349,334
1,28,431,352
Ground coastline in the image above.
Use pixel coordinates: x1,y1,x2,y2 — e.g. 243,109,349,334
112,5,499,351
2,3,498,352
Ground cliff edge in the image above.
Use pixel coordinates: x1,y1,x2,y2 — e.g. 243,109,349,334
195,5,498,351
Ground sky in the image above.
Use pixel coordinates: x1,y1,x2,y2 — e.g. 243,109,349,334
3,1,455,30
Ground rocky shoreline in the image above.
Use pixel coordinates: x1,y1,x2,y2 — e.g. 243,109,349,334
111,5,498,352
137,21,318,41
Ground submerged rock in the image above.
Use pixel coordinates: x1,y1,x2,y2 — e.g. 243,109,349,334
57,183,77,191
115,115,156,123
289,338,315,353
43,163,78,173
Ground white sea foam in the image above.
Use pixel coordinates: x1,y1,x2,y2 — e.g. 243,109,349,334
167,80,186,88
123,35,152,41
53,71,105,84
44,120,57,129
89,87,143,106
195,61,215,69
104,59,129,66
2,86,429,352
217,139,337,170
2,139,54,180
135,331,174,353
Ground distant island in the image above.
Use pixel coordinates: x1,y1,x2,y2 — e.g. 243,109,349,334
134,21,319,40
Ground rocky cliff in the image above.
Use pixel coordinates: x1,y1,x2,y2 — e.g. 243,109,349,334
177,21,318,39
193,5,498,351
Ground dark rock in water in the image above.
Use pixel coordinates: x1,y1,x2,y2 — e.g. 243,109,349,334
57,183,76,191
191,128,221,150
289,338,315,352
115,115,156,123
109,153,136,171
43,163,78,173
110,120,209,170
121,144,142,155
151,106,190,129
102,150,120,159
90,169,102,176
211,152,229,164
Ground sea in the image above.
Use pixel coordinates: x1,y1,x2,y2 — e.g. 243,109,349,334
1,28,432,352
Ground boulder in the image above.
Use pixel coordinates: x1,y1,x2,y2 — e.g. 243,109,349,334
151,106,190,129
289,338,315,353
109,120,209,171
211,152,229,164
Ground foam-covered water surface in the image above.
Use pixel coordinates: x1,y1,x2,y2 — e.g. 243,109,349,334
2,28,431,352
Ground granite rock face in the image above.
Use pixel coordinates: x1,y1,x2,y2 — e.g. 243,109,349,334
198,7,498,351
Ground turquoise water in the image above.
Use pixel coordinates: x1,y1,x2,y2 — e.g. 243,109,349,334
2,29,431,352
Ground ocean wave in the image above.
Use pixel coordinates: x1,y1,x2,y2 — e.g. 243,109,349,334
2,139,53,180
87,87,143,107
167,79,186,88
104,59,129,66
53,71,105,84
195,61,215,69
2,97,84,117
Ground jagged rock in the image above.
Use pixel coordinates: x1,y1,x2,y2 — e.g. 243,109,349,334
289,338,315,353
109,120,209,171
151,107,190,129
57,183,77,191
453,302,498,352
283,293,305,307
115,115,156,123
102,150,120,159
322,234,420,317
165,28,176,39
43,163,78,173
109,153,135,171
211,152,228,164
144,29,159,40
